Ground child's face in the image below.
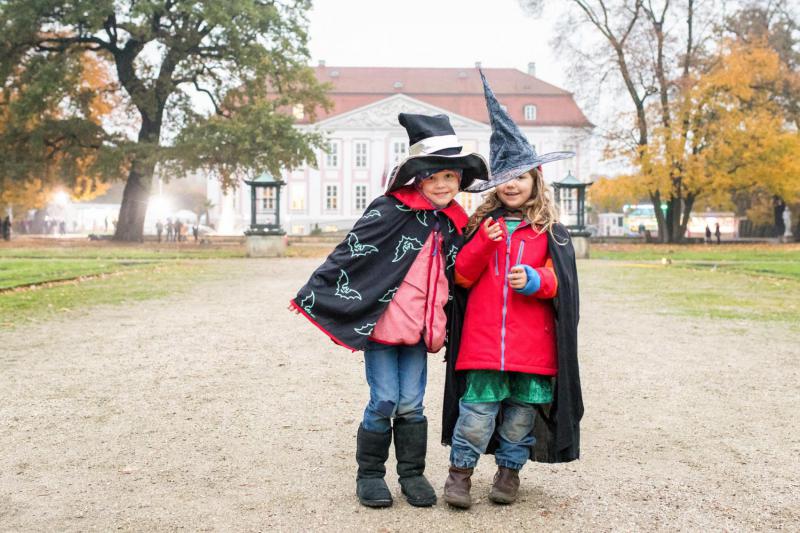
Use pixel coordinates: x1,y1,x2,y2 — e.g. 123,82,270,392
419,169,461,207
496,171,534,209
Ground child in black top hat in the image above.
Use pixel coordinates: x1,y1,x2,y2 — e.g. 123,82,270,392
291,112,488,508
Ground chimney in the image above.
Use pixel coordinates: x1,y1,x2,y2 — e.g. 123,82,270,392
318,59,326,67
475,61,482,69
528,62,536,77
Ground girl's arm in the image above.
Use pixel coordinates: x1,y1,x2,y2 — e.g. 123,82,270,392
512,257,558,298
454,218,501,288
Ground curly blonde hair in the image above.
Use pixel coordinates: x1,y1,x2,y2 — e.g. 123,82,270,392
465,168,560,236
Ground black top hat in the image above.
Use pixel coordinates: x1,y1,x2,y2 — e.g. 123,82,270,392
385,113,489,192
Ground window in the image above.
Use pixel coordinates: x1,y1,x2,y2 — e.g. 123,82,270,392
290,183,306,211
354,141,369,168
354,184,368,211
325,140,340,168
524,104,537,121
292,104,304,120
562,190,576,213
260,187,275,210
392,141,408,164
325,184,339,211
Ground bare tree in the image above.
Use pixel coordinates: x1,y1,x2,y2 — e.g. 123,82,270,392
521,0,722,242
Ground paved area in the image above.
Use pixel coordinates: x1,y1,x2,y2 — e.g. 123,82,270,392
1,259,798,531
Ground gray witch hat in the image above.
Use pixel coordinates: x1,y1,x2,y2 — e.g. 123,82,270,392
466,70,575,192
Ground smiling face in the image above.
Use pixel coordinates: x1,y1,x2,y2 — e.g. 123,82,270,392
418,169,461,207
496,170,535,209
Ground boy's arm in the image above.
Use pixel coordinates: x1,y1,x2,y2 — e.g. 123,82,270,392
514,257,558,298
455,221,500,288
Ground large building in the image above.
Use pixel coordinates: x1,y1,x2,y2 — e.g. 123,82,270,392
209,64,594,235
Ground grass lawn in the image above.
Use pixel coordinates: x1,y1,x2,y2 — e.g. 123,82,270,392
0,258,151,289
2,239,798,331
0,242,239,328
0,260,225,328
592,243,800,281
588,242,800,328
0,243,246,260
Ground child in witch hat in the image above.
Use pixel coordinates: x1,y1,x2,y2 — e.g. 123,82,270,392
290,113,488,508
440,71,584,509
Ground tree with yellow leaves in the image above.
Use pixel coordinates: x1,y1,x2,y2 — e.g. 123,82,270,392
639,40,800,240
587,174,647,213
0,50,123,214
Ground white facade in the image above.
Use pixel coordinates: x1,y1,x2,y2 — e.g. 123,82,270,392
211,94,593,235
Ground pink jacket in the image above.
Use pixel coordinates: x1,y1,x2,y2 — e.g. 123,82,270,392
369,188,460,352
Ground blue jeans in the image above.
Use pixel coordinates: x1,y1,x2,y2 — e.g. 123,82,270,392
450,398,536,470
362,340,428,434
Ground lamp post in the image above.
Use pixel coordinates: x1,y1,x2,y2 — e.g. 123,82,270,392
552,170,593,258
243,173,287,257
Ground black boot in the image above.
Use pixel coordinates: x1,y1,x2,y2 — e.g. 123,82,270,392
393,418,437,507
356,424,393,508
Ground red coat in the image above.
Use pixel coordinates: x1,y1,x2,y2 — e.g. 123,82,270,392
454,217,558,375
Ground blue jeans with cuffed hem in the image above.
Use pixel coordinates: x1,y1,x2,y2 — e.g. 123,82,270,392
449,398,536,470
362,340,428,434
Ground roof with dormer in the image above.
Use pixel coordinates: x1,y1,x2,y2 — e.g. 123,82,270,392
299,66,593,128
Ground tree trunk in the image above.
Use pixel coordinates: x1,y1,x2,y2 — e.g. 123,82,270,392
113,119,161,242
678,193,696,241
650,191,667,243
114,159,155,241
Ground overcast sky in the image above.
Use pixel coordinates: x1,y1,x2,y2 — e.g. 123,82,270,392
307,0,567,88
305,0,628,174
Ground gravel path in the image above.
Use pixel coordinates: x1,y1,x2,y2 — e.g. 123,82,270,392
1,259,798,532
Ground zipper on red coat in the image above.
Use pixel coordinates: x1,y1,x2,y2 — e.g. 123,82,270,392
516,240,525,265
500,230,512,371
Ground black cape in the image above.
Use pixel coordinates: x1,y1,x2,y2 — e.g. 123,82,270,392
292,193,465,351
441,215,583,463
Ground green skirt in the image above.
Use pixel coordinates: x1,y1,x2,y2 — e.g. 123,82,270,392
462,370,553,404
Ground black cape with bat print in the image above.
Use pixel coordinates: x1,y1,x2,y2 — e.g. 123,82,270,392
441,211,583,464
291,187,468,352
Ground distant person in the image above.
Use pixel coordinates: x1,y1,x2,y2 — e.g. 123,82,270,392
59,220,66,235
104,216,109,233
174,219,183,242
156,220,164,243
192,224,199,242
715,222,721,244
638,223,646,235
705,225,712,244
166,218,174,241
2,215,10,241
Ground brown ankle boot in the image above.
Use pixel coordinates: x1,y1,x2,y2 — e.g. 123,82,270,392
488,466,520,504
443,465,473,509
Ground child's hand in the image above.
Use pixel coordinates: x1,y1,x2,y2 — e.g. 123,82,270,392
483,217,503,241
288,303,300,315
509,265,528,289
